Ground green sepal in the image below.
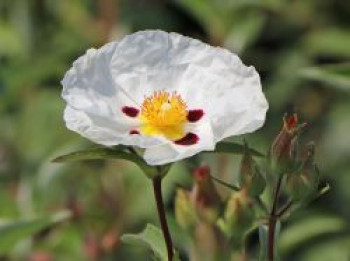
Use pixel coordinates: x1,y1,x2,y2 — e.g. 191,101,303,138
239,141,266,197
52,146,171,179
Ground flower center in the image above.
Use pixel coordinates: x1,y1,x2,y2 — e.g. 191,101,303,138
140,91,188,139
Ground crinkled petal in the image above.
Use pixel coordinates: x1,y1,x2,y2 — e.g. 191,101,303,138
109,31,267,129
61,30,268,164
183,65,268,141
143,121,215,165
64,106,165,148
109,31,211,104
62,42,138,125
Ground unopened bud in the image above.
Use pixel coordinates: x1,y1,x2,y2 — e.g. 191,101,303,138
219,190,254,239
191,164,222,223
239,142,266,197
286,142,319,201
270,113,307,173
175,188,198,231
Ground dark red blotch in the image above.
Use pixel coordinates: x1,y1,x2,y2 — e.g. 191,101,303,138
129,130,140,135
187,109,204,122
122,106,139,117
174,133,199,146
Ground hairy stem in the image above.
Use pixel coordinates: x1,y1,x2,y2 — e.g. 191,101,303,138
152,176,174,261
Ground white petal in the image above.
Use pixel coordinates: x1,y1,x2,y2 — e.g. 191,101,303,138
62,42,138,122
109,31,211,104
171,48,268,140
202,66,268,141
143,121,215,165
108,30,268,127
62,30,268,161
64,106,164,148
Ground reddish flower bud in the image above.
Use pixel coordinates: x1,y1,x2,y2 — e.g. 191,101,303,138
270,113,307,173
191,164,222,223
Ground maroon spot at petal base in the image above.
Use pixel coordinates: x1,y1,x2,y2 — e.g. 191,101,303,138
174,133,199,146
129,130,140,135
122,106,139,117
187,109,204,122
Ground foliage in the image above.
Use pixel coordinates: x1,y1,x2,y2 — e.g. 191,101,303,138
0,0,349,260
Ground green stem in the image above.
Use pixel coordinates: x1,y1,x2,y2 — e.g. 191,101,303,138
152,176,174,261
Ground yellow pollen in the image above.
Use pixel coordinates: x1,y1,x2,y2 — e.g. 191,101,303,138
140,91,188,139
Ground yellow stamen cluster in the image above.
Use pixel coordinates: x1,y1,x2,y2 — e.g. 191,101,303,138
140,91,188,139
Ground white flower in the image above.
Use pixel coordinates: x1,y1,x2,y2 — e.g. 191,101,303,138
61,30,268,166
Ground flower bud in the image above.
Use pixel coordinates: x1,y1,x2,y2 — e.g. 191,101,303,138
239,142,266,197
270,113,307,173
219,189,254,239
286,142,319,201
175,188,198,231
190,164,222,223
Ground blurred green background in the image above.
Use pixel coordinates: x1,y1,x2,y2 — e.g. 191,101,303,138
0,0,350,260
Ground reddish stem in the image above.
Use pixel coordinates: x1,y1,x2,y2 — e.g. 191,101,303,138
152,176,174,261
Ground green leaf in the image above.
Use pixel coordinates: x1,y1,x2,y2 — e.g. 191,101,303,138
0,211,71,254
305,29,350,58
52,147,165,179
121,224,167,261
225,11,266,53
279,215,347,255
210,175,240,191
212,141,265,157
301,63,350,91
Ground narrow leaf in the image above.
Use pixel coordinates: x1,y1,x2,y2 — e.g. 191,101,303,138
0,211,70,254
212,141,265,157
300,63,350,91
210,175,240,191
121,224,167,261
279,215,347,255
52,147,159,178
